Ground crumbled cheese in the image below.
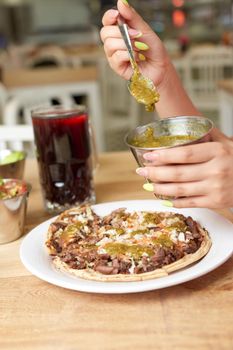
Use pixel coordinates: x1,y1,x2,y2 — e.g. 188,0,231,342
178,232,186,242
97,248,107,254
165,216,181,226
96,237,112,246
170,229,178,242
116,235,129,242
170,233,177,242
76,214,88,223
104,229,118,236
133,234,144,240
142,252,149,257
129,259,135,274
83,226,89,233
68,211,81,216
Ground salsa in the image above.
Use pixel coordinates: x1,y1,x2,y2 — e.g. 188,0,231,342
0,179,28,200
129,61,160,112
104,242,155,259
130,127,197,148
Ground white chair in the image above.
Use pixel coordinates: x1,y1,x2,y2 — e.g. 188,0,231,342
0,125,34,153
185,45,233,116
98,57,142,151
3,87,104,152
2,90,74,126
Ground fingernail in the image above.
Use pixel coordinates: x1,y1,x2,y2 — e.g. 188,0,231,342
143,183,154,192
136,168,148,177
143,152,158,160
161,200,174,207
139,53,146,61
111,9,119,18
135,41,149,51
121,0,130,7
128,29,142,38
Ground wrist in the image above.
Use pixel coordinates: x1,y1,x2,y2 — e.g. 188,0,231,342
155,62,201,118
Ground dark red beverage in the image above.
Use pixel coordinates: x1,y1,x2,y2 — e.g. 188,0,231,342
32,106,95,213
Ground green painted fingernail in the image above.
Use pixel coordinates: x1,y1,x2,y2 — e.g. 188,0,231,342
121,0,130,6
143,183,154,192
139,53,146,61
162,200,174,207
135,41,149,51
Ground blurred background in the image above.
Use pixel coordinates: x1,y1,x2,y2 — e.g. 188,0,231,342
0,0,233,153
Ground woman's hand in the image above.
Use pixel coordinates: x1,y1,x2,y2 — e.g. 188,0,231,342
136,128,233,209
100,0,170,91
100,0,199,117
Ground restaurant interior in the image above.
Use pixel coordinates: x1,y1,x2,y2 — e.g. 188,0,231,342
0,0,233,153
0,2,233,349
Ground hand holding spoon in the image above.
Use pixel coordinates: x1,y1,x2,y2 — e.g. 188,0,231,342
117,15,160,112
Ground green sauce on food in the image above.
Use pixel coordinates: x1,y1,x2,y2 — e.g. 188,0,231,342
152,234,173,248
104,242,154,258
130,127,197,148
59,222,83,245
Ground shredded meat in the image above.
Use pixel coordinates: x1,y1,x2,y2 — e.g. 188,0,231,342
47,205,209,277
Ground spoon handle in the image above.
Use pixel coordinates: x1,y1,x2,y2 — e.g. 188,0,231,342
117,15,135,65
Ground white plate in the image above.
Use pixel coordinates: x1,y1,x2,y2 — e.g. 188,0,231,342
20,200,233,294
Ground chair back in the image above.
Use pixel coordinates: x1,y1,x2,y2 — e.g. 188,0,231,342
2,91,74,125
185,45,233,109
1,66,104,151
98,57,142,150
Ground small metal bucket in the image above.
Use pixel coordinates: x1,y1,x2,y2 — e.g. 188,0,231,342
125,116,214,199
125,116,214,168
0,179,31,244
0,149,27,180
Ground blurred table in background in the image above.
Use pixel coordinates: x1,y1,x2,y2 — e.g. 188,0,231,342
2,66,98,88
218,79,233,137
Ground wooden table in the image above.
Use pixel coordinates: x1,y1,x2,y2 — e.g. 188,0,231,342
0,152,233,350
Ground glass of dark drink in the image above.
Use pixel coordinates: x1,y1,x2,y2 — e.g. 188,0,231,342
31,105,96,213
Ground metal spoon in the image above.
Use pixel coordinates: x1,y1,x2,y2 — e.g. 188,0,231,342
117,15,159,112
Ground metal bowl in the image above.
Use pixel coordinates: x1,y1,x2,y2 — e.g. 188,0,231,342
0,179,31,244
125,116,214,200
0,149,26,180
125,116,214,167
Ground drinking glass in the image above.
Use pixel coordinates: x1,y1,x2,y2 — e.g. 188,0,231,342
31,105,96,213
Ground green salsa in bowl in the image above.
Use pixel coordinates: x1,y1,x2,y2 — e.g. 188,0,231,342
125,116,214,200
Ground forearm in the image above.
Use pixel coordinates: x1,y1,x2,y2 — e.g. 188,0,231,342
155,62,201,118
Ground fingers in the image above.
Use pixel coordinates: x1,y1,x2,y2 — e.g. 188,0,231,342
102,2,152,36
117,0,151,34
172,196,211,208
107,51,132,79
151,180,208,199
103,37,129,58
143,142,217,165
136,163,207,182
100,26,141,43
102,9,119,26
